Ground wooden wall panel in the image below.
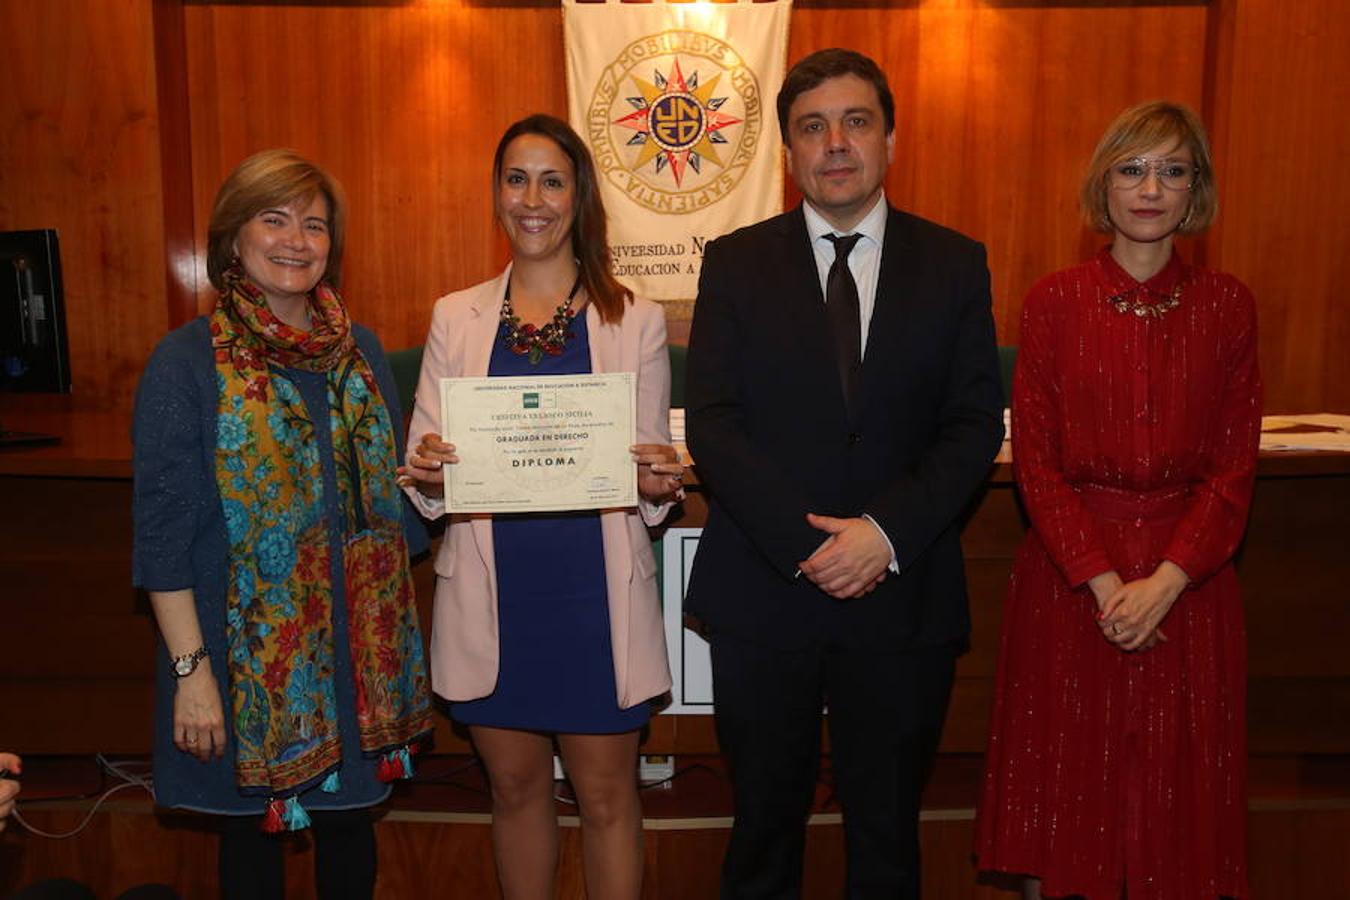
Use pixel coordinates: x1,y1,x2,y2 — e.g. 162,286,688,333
787,3,1208,345
4,2,1347,416
183,1,569,350
0,0,168,414
181,1,1210,355
153,0,200,326
1208,0,1350,413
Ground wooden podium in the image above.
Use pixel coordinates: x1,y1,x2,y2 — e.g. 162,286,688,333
2,405,1348,898
2,405,1348,757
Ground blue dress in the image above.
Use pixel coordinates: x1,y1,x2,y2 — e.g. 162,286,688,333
449,312,650,734
131,318,427,814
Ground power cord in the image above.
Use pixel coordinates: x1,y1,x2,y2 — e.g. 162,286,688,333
9,755,155,839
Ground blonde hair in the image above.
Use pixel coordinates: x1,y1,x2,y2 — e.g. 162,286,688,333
206,149,347,290
1081,101,1217,235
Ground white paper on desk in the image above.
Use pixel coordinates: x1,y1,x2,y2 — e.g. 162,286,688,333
668,408,685,445
1259,413,1350,451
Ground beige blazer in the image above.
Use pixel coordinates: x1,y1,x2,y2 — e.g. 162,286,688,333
405,266,674,708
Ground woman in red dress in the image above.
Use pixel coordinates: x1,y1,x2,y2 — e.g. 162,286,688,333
974,102,1261,899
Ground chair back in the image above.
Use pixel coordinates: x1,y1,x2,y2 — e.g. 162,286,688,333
385,346,425,420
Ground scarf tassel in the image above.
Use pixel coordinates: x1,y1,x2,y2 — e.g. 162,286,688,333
376,745,416,783
320,770,341,794
260,796,311,833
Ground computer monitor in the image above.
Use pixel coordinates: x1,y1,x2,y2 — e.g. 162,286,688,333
1,229,70,445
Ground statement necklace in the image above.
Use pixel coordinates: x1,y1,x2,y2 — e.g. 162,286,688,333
1105,281,1183,319
500,276,582,364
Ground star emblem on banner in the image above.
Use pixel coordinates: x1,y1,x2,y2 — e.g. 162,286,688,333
611,59,743,188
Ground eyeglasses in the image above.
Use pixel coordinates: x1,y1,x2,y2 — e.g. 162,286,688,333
1109,157,1199,191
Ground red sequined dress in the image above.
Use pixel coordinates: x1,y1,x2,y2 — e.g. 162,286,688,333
974,248,1261,899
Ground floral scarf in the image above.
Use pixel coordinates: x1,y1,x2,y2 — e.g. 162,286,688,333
211,265,431,798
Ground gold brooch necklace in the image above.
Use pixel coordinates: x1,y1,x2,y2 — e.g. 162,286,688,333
1105,281,1182,319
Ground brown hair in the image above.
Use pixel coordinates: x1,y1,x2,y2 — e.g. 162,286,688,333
777,48,895,146
1081,101,1217,235
206,148,347,291
492,115,631,323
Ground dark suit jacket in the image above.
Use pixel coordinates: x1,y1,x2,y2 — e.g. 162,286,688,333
684,204,1004,650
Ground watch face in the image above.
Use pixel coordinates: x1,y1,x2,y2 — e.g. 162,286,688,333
174,649,202,677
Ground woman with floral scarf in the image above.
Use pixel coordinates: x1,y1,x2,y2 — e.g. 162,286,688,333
132,149,432,898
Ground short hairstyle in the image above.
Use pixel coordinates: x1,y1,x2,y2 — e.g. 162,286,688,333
777,48,895,145
206,149,347,291
1081,101,1217,235
491,114,631,324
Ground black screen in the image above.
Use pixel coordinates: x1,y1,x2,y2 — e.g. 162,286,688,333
0,229,70,394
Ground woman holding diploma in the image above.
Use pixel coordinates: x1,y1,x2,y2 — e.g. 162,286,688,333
131,150,432,898
399,114,683,899
974,102,1261,898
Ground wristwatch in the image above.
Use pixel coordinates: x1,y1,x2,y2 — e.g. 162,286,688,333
171,646,209,679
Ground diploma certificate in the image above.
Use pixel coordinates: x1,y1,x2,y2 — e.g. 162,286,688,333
439,373,637,513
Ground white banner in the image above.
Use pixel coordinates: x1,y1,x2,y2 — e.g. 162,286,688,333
564,0,791,302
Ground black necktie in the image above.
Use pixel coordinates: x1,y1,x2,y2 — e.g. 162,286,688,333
824,233,863,421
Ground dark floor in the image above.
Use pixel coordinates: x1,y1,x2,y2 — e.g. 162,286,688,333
11,752,1349,820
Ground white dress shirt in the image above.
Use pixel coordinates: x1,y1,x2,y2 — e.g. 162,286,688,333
803,192,888,357
800,193,900,573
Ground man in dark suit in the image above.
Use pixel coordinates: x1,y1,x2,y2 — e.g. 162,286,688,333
685,48,1004,899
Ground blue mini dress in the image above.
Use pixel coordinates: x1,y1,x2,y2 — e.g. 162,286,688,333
449,312,649,734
